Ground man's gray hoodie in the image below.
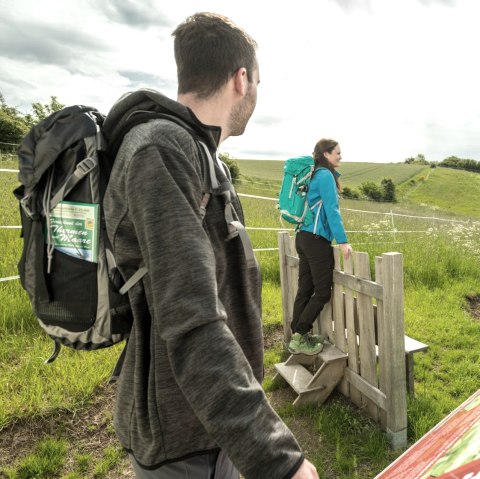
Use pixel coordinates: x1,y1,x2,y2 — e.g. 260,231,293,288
103,92,304,478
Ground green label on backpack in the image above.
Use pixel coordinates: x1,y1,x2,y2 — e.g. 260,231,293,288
48,201,100,262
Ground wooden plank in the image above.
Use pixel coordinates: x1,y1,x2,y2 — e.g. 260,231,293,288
355,251,379,421
274,362,313,394
344,368,387,411
332,248,347,354
293,385,329,407
278,232,292,343
331,248,348,398
283,235,299,347
308,360,346,390
288,239,299,346
375,256,388,429
295,360,346,407
333,270,383,299
316,341,348,364
286,254,299,266
382,252,407,448
343,254,362,407
320,299,333,342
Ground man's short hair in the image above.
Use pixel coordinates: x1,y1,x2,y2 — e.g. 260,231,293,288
172,12,258,99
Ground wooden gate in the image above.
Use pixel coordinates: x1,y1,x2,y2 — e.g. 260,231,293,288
276,232,409,449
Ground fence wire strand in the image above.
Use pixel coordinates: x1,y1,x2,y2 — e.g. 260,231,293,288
1,169,477,282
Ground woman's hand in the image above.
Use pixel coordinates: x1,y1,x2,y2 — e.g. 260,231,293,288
339,242,352,260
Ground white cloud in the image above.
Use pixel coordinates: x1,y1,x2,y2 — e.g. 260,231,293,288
1,0,479,163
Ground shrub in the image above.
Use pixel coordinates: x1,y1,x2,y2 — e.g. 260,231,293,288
381,178,396,202
341,186,360,199
219,152,240,184
359,181,383,201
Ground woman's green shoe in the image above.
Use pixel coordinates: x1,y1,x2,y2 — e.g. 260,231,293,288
288,333,324,355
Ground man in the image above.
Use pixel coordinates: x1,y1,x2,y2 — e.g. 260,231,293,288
103,12,319,479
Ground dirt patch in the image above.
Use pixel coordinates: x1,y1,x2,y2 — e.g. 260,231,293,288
264,323,285,350
466,294,480,320
267,387,324,453
0,384,134,477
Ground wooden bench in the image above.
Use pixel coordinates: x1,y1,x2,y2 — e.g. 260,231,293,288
404,336,429,394
350,300,429,394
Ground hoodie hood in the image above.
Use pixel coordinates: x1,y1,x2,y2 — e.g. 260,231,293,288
103,89,221,157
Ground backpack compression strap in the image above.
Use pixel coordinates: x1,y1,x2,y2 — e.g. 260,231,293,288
197,142,256,269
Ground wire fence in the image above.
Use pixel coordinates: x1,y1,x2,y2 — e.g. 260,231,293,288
1,168,478,283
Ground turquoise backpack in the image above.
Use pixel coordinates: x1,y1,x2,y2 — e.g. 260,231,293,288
278,155,315,227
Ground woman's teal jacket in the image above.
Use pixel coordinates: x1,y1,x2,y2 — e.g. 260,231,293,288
299,167,348,244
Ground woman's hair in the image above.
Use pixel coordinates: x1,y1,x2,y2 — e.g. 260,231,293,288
313,138,341,190
172,12,258,99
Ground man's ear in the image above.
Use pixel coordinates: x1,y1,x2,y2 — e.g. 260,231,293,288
233,67,248,96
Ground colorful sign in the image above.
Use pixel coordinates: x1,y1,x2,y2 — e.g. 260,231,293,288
375,389,480,479
48,201,99,263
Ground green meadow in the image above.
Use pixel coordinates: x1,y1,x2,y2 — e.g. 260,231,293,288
1,154,480,478
237,158,427,189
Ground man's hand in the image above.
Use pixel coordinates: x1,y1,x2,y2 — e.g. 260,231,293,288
292,459,319,479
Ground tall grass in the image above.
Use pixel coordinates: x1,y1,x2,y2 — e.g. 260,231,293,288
1,157,480,477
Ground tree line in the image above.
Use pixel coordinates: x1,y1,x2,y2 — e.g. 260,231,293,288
405,153,480,173
0,94,64,146
0,94,243,185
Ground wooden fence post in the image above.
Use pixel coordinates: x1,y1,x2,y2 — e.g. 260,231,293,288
381,252,407,449
375,256,388,430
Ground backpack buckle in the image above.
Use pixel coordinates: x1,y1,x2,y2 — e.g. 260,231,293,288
76,157,97,177
20,194,40,220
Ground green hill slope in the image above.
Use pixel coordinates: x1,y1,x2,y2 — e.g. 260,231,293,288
236,160,427,188
403,166,480,219
235,159,480,221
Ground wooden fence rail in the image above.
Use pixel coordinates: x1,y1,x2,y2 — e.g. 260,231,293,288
277,232,408,448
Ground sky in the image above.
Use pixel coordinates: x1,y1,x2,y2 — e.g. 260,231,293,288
1,0,480,163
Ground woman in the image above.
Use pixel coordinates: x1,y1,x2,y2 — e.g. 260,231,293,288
288,138,352,355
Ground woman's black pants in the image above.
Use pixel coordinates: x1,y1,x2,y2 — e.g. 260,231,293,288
291,231,334,335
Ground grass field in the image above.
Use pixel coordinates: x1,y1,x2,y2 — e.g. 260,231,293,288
236,159,428,191
1,155,480,478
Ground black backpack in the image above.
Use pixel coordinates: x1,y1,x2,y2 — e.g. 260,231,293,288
14,90,225,368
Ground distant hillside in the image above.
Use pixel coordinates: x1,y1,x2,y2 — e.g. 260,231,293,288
235,160,480,220
403,166,480,219
236,160,427,188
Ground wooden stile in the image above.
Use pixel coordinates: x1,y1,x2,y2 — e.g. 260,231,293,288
276,232,414,449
